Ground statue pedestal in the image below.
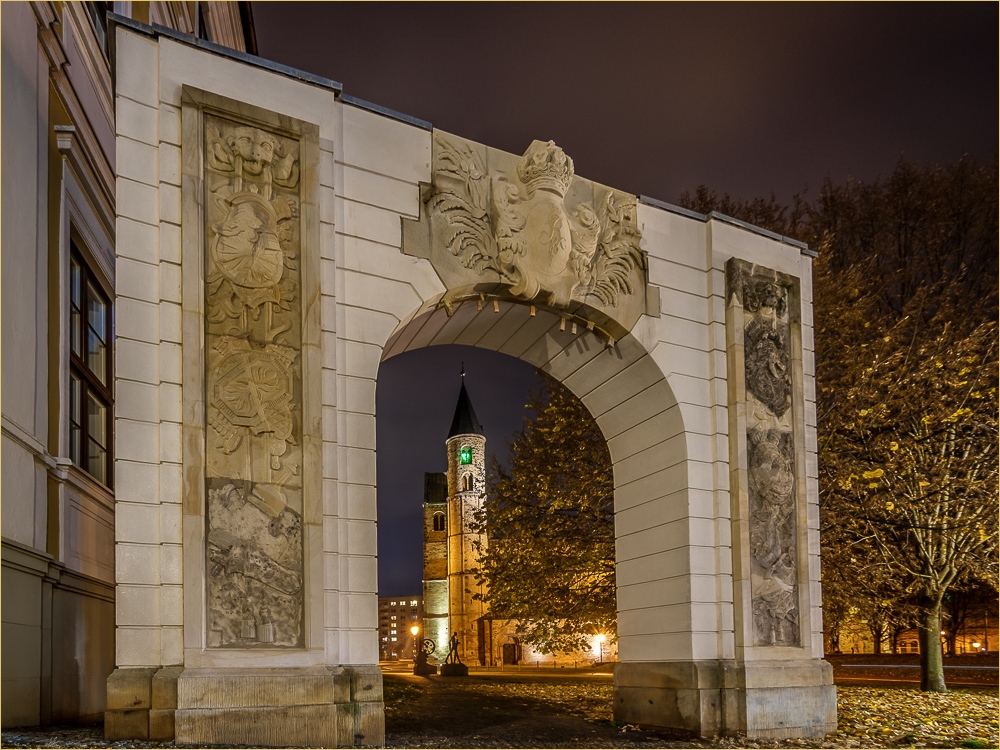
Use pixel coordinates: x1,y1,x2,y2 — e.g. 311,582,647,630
439,663,469,677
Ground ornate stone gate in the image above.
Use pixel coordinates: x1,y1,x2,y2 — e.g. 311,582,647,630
106,19,835,746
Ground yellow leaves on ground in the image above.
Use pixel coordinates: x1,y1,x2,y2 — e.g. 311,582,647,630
385,676,999,749
836,686,998,748
862,469,884,480
889,441,899,451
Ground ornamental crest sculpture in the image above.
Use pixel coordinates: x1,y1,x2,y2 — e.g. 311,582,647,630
426,135,645,309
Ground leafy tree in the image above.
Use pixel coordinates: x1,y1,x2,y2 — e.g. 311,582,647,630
473,374,615,653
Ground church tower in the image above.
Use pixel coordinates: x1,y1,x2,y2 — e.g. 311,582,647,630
421,370,489,664
445,372,488,664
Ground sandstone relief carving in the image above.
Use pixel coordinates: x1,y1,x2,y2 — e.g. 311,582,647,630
728,259,800,647
203,115,304,648
427,135,645,308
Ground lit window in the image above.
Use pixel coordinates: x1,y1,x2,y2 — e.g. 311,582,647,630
390,601,396,606
390,630,396,635
70,248,113,486
390,637,397,642
390,615,396,620
460,446,472,465
411,600,418,606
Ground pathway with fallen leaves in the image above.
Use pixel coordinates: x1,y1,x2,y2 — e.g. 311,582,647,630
384,673,999,749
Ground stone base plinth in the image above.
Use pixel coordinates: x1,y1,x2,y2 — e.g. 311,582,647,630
106,666,384,747
614,659,835,739
439,663,469,676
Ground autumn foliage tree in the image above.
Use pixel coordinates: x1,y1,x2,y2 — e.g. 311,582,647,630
473,375,615,654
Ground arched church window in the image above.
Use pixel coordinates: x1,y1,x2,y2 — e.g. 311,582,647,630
432,512,446,532
462,474,473,492
459,446,472,465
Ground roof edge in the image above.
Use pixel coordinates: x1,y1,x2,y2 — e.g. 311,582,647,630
108,13,343,93
639,195,815,257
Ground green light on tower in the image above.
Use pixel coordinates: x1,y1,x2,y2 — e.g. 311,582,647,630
459,446,472,465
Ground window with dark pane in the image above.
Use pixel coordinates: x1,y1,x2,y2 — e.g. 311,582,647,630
70,244,113,486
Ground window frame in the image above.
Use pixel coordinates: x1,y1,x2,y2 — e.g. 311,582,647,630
432,512,446,532
69,242,114,488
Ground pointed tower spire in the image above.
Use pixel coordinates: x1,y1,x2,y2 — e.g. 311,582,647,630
447,370,484,439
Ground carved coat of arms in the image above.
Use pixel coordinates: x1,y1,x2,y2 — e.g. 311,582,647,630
427,136,645,309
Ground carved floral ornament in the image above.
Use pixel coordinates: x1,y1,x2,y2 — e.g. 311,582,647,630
427,136,646,309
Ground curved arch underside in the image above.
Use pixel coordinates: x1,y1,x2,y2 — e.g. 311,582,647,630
382,295,713,663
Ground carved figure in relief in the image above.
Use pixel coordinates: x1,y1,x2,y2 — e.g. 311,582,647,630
747,428,800,646
208,124,299,199
259,606,275,644
428,135,645,308
206,120,300,345
743,281,791,418
240,601,257,640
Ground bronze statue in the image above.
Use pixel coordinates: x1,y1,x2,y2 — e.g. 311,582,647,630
445,631,462,664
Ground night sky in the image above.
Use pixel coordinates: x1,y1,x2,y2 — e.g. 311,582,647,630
250,3,998,595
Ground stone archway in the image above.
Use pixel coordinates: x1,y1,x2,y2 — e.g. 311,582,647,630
379,293,690,661
106,22,834,747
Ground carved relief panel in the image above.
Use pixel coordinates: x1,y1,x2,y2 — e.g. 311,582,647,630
202,114,304,648
727,258,801,648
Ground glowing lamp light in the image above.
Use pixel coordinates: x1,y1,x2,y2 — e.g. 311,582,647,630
411,625,419,636
596,634,606,643
973,642,981,649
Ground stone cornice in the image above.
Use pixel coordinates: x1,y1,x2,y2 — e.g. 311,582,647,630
56,125,116,245
35,6,117,217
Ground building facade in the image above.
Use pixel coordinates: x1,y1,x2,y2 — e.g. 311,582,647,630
1,1,253,728
376,596,422,661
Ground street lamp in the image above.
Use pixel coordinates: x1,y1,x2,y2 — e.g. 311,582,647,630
596,634,606,665
411,625,419,661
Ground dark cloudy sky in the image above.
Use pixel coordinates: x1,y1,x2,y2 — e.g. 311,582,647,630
251,2,998,595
